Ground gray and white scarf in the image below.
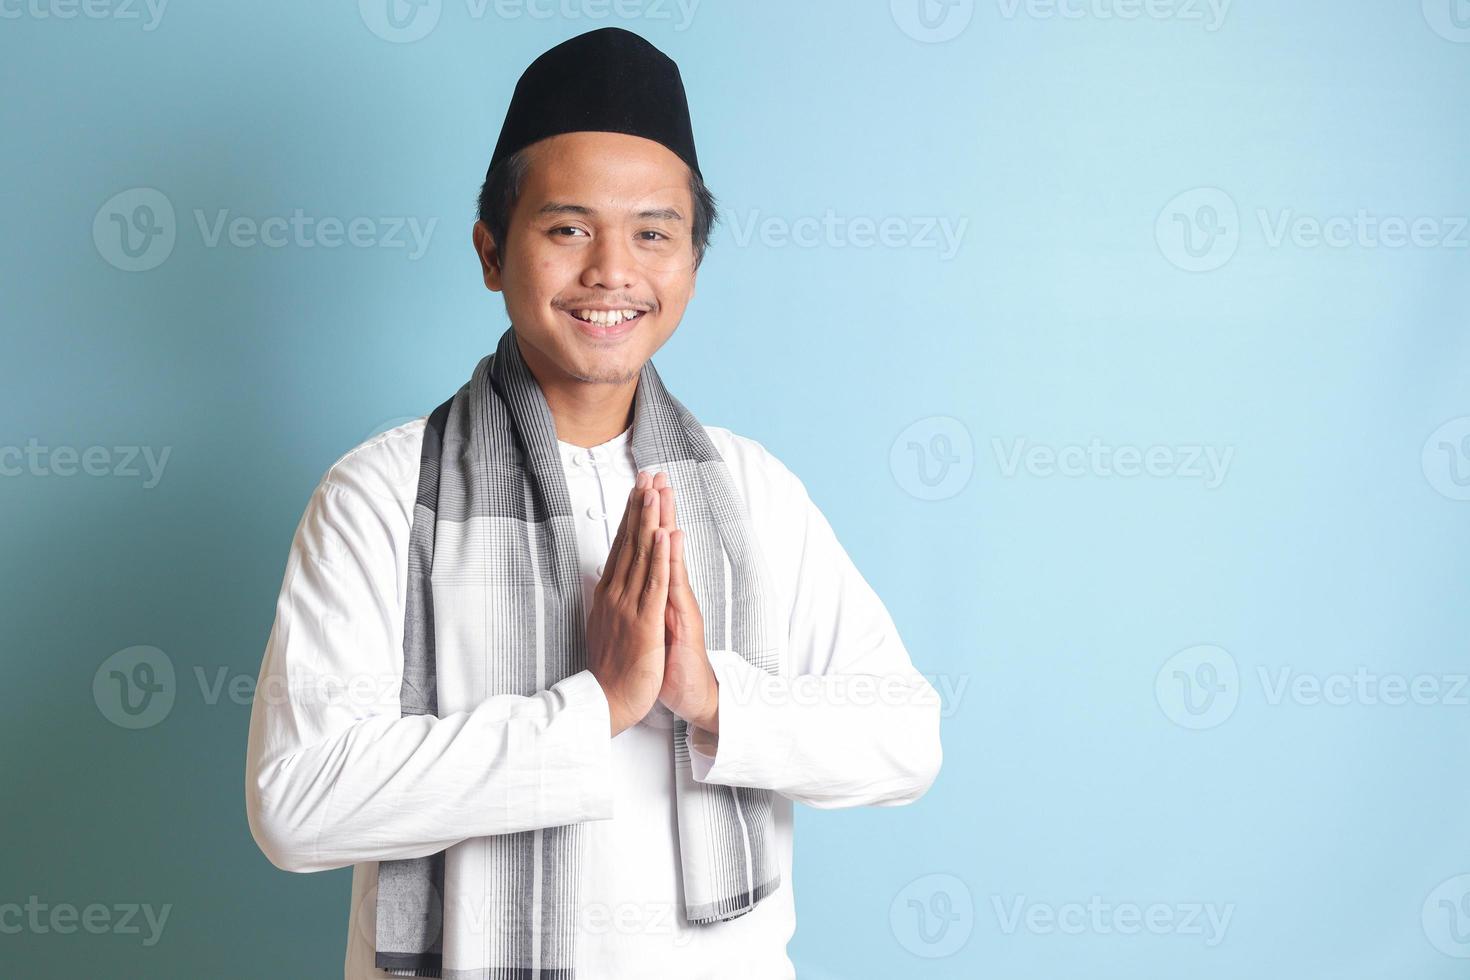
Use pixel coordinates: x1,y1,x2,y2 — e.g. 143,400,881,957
374,327,782,977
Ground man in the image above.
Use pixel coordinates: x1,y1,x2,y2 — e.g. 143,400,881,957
245,27,941,980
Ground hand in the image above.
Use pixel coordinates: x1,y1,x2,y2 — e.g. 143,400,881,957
586,471,671,737
652,476,719,734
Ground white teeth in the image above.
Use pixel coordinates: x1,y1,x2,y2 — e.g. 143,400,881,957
572,309,640,326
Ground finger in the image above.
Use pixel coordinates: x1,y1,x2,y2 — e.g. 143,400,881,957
619,482,661,596
648,471,670,533
606,471,649,595
612,472,647,552
658,475,676,536
640,527,671,613
652,470,679,531
639,475,670,567
668,527,693,605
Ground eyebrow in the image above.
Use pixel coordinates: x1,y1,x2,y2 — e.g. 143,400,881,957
536,202,685,222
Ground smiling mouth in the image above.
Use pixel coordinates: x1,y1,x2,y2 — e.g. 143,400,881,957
563,308,647,327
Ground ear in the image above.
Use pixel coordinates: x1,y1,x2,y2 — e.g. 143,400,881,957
472,221,503,292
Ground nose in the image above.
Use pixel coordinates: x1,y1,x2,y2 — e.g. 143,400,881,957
579,231,638,292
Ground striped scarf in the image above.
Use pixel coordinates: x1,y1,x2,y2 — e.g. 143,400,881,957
374,326,781,977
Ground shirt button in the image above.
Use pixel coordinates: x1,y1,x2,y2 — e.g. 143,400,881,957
571,451,590,468
595,562,606,576
585,505,604,520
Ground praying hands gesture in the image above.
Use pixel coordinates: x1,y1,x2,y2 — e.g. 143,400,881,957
586,470,719,738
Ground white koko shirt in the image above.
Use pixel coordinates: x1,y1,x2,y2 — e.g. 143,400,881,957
245,417,943,980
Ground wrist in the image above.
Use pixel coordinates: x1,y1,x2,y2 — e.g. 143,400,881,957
592,673,634,737
691,674,719,734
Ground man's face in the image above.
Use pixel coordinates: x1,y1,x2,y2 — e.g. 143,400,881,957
475,131,698,388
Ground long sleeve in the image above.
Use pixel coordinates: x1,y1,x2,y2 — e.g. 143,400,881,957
244,465,615,875
685,470,943,808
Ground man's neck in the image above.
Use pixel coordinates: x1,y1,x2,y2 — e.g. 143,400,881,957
544,384,636,448
514,334,638,448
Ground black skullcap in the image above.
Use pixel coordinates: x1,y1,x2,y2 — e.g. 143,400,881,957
487,27,701,182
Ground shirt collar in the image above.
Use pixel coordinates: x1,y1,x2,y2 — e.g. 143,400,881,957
556,425,634,465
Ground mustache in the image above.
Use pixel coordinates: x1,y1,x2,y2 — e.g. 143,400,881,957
557,299,654,311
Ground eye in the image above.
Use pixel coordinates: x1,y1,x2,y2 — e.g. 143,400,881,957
551,226,589,238
636,230,670,242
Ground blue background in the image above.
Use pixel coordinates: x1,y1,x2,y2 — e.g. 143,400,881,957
3,0,1469,976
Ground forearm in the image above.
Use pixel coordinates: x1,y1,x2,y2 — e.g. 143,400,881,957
688,651,943,807
246,669,613,873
